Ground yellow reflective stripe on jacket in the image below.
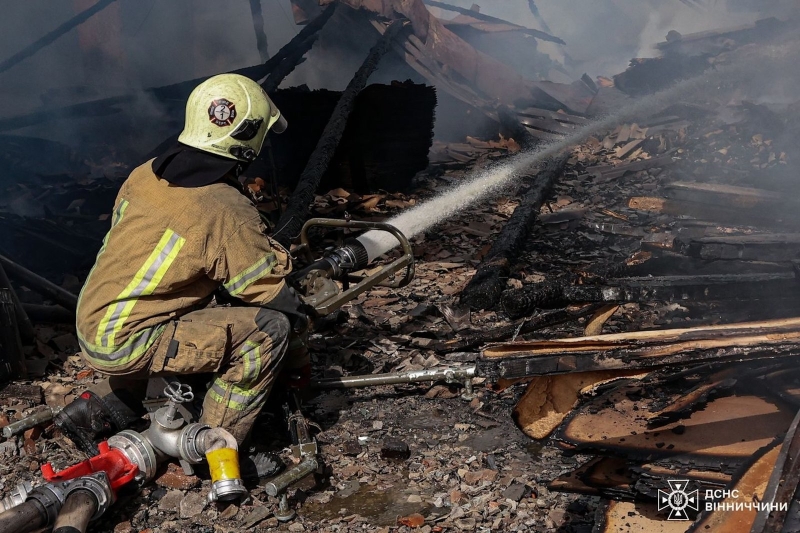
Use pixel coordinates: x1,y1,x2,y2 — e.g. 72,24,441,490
95,229,186,347
79,323,164,368
81,199,128,287
223,252,277,297
112,199,129,226
77,199,129,325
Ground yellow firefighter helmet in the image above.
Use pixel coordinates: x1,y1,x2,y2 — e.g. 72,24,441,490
178,73,287,162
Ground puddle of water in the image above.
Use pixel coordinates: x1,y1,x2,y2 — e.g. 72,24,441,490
302,482,434,526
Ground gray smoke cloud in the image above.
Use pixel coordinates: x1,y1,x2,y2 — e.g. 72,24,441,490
423,0,788,78
0,0,300,114
0,0,795,151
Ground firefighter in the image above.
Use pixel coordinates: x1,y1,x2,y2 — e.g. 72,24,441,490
55,74,309,473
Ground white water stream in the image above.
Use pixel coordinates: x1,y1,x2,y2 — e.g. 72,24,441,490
356,46,788,261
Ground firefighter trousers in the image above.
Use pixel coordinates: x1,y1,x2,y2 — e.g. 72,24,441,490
86,306,293,444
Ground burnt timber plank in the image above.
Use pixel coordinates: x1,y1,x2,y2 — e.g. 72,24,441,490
750,408,800,533
460,155,569,310
422,0,565,44
585,153,676,180
628,196,800,226
516,107,589,126
434,305,598,353
517,116,580,136
501,272,800,318
478,317,800,380
665,181,787,207
679,234,800,262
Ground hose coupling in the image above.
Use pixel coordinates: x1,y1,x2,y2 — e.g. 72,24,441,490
107,430,158,482
179,423,211,464
63,472,113,521
0,481,32,513
28,481,70,526
206,447,247,502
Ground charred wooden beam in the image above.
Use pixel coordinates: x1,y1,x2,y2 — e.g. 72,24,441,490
422,0,565,44
501,272,800,318
0,254,78,311
435,305,599,353
459,155,568,310
0,0,120,76
0,289,26,381
526,0,553,35
478,317,800,380
249,0,270,62
259,4,336,92
0,263,34,343
273,20,405,247
678,233,800,262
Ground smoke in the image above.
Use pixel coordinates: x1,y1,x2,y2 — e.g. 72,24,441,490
425,0,787,78
358,41,800,260
0,0,796,169
0,0,301,115
0,0,305,166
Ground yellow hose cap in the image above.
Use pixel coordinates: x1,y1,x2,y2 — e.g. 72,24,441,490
206,448,248,502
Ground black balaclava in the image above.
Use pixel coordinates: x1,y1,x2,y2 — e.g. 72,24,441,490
152,142,248,187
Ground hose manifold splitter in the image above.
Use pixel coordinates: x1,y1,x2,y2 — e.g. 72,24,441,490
0,382,246,533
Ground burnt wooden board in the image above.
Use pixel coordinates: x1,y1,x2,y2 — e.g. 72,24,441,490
478,317,800,380
501,273,800,317
678,233,800,262
688,445,781,533
556,386,790,467
549,457,637,500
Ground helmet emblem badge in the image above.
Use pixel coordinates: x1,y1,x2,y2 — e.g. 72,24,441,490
208,98,237,127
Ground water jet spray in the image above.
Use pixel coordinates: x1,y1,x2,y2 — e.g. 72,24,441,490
356,45,795,261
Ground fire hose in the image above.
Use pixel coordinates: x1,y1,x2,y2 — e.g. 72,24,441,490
0,382,245,533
